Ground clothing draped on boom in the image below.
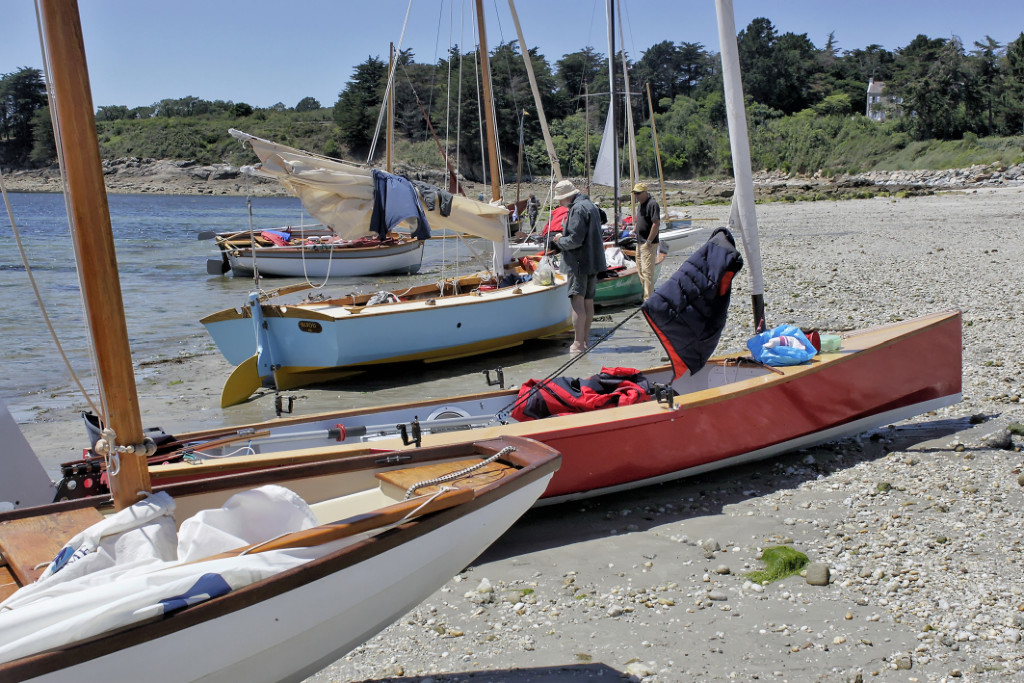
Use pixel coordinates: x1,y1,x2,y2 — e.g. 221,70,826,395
641,227,744,380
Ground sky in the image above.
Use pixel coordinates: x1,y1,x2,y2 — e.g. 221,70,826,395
3,1,1024,110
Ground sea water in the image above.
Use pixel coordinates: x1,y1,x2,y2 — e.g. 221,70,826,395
0,192,491,417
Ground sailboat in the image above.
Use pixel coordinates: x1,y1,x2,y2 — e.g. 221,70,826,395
204,222,426,279
0,3,560,680
53,0,961,510
202,4,573,407
203,45,426,280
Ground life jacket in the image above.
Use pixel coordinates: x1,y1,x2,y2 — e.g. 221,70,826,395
511,367,652,422
542,205,568,235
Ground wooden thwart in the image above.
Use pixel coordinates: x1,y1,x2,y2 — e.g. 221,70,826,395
0,507,104,587
376,458,514,497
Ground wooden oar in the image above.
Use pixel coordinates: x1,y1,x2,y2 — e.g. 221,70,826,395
221,355,261,408
199,487,475,563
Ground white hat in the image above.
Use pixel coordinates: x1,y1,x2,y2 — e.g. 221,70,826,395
553,179,579,201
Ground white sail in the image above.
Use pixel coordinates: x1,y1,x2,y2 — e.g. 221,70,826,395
591,107,617,188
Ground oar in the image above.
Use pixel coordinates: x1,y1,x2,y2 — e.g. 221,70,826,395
199,486,475,562
221,355,261,408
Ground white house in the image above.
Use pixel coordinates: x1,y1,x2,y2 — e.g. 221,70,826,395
866,78,901,122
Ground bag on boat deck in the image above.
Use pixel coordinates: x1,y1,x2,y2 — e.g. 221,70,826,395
746,324,818,366
534,256,556,286
511,367,653,422
260,230,290,246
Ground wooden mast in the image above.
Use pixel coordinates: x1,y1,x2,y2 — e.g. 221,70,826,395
646,82,669,216
475,0,501,203
506,0,562,182
606,0,620,235
39,0,152,509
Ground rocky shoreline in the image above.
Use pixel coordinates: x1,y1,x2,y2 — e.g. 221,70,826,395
4,158,1023,205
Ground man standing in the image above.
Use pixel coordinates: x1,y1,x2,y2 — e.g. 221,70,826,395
551,179,606,354
631,182,660,300
527,193,540,230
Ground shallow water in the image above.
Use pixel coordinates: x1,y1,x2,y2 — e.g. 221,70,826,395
0,192,492,415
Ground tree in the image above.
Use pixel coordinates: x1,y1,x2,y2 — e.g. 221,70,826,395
1003,33,1024,134
890,35,970,139
29,105,55,166
0,67,47,165
96,105,131,122
334,55,387,156
231,102,253,117
295,96,322,112
970,36,1003,134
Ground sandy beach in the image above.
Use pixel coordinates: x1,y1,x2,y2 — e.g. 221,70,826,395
11,187,1024,682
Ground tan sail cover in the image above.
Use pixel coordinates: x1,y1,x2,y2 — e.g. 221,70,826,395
229,129,509,244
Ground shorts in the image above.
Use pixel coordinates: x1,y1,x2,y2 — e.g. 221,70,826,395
567,271,597,299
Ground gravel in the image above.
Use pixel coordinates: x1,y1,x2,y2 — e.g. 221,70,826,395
306,187,1024,683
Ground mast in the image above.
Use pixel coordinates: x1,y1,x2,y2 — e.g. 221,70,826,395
616,1,638,231
646,82,669,216
387,42,395,173
716,0,766,330
39,0,152,509
606,0,620,234
475,0,501,203
506,0,562,182
584,82,591,195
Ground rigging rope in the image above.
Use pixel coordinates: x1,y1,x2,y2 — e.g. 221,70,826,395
14,0,104,420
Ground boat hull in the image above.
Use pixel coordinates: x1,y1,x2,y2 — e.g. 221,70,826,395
593,251,664,307
224,239,424,278
13,477,549,683
2,437,559,682
202,279,572,372
162,311,962,504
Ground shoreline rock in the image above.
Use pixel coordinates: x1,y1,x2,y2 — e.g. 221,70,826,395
4,159,1023,203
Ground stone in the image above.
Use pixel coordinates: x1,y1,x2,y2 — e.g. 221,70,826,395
805,562,830,586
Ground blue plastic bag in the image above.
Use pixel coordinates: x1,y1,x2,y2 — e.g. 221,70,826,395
746,324,818,366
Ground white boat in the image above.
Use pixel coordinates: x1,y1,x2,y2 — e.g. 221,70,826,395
208,223,425,278
0,435,559,683
0,5,561,681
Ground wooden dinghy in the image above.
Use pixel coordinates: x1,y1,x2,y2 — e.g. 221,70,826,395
0,435,559,682
64,310,962,506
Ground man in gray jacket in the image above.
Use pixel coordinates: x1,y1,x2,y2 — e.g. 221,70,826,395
551,179,607,354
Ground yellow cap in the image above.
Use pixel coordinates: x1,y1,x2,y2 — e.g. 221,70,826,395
632,182,648,193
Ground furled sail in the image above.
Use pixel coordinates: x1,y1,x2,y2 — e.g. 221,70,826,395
229,129,510,246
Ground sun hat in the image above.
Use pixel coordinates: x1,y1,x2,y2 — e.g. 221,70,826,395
632,182,648,193
553,179,580,201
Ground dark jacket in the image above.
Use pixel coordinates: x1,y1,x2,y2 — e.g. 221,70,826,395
557,193,607,277
640,227,743,379
370,170,431,240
